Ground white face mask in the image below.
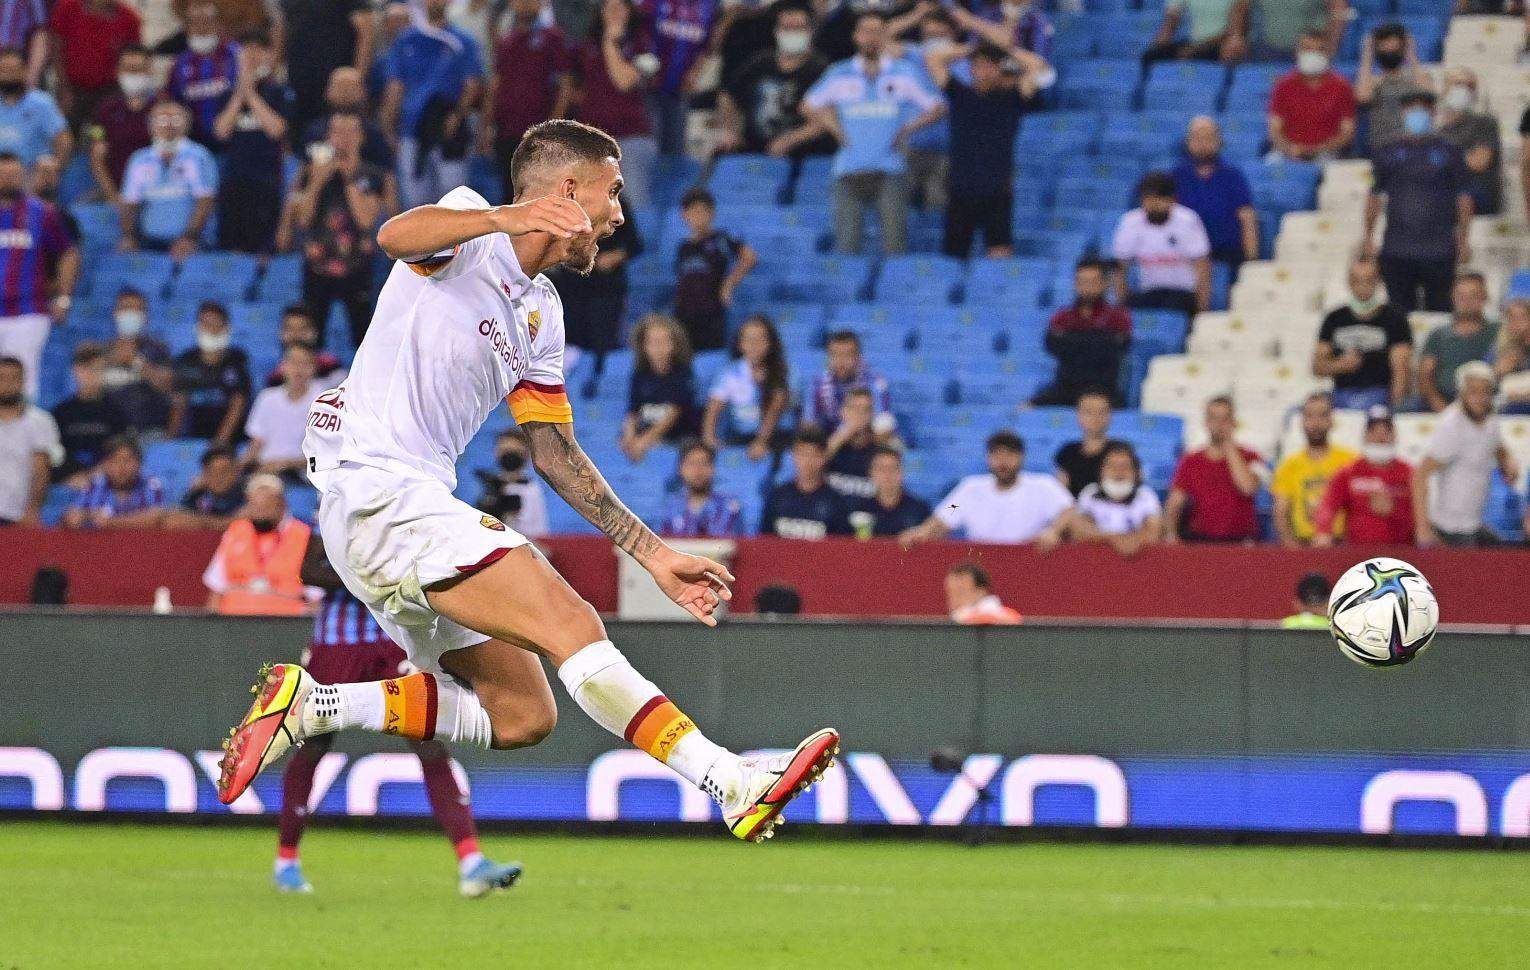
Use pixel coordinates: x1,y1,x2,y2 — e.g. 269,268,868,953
776,29,811,56
118,72,155,99
115,309,147,336
1362,443,1396,465
1443,84,1474,113
197,330,230,354
1297,50,1329,77
1100,477,1135,501
188,33,219,56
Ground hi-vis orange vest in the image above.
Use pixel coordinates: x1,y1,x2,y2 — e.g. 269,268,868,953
216,518,311,616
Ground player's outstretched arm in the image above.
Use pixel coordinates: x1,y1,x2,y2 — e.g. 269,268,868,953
376,196,592,262
521,420,735,625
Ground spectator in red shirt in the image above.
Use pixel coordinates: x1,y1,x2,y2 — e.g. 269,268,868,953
1314,408,1414,546
574,0,658,211
50,0,143,127
1268,30,1356,162
86,45,154,202
1032,259,1131,407
485,0,573,198
1164,395,1267,543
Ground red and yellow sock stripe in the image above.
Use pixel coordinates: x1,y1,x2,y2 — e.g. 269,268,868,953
381,672,438,740
508,380,572,425
624,695,696,763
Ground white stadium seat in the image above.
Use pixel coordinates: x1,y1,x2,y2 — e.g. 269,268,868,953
1233,359,1329,416
1141,355,1233,419
1393,414,1440,468
1230,261,1323,314
1444,16,1524,68
1185,311,1278,360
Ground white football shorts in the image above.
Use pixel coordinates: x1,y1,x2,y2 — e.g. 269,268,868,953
312,460,530,671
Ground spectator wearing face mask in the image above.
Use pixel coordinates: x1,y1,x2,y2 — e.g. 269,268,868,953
659,439,743,538
1069,442,1162,558
1111,172,1211,318
1363,90,1473,314
167,2,241,147
473,429,550,538
49,0,142,127
102,287,167,389
1437,67,1502,217
716,3,831,158
1413,361,1517,548
203,473,319,616
1313,257,1412,412
170,300,250,444
1267,30,1355,162
87,45,155,203
1313,408,1413,547
118,100,218,259
0,46,68,166
1355,22,1433,154
1173,116,1257,270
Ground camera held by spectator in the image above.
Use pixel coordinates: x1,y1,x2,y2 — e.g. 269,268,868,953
474,429,549,538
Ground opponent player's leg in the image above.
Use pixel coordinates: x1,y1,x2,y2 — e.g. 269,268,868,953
410,738,523,897
272,731,333,893
426,546,838,842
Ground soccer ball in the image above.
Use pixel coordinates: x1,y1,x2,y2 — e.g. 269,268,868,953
1327,557,1439,668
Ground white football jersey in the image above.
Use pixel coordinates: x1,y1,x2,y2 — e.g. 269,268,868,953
304,186,571,490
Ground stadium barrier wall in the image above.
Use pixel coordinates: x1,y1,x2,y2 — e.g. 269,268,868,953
3,613,1530,840
6,527,1530,624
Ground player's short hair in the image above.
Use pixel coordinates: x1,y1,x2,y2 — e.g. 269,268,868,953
825,330,861,350
793,426,829,450
0,151,21,166
755,582,802,615
972,41,1009,65
101,434,141,461
1296,571,1330,607
1074,258,1110,277
985,429,1024,454
1455,269,1487,288
680,186,715,210
678,438,716,464
197,300,229,321
1100,440,1140,475
1137,171,1176,200
948,561,991,591
870,444,903,464
72,341,107,367
200,444,236,466
0,354,22,373
510,119,622,199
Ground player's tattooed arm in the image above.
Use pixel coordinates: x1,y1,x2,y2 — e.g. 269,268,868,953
522,420,663,565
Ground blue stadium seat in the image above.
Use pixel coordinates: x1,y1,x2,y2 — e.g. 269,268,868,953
1058,60,1140,112
86,251,176,300
1094,12,1166,60
874,255,964,304
709,154,792,206
1051,27,1096,62
255,254,303,302
770,254,873,303
1224,63,1286,111
789,155,834,205
1010,230,1092,263
1248,161,1320,213
757,302,828,346
652,155,703,209
172,252,260,303
70,202,120,251
964,257,1054,308
1053,176,1135,212
825,303,915,348
1078,157,1146,184
1509,270,1530,300
1144,61,1228,113
1132,309,1189,356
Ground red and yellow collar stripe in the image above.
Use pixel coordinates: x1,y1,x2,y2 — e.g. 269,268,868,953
508,379,572,425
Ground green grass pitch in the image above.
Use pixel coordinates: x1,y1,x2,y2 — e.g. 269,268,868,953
3,821,1527,968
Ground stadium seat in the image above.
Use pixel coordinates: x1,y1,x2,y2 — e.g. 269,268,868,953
1058,60,1141,112
1141,354,1232,418
86,251,176,300
1143,61,1226,113
1185,310,1276,360
1278,407,1367,461
1224,64,1286,111
964,257,1054,308
770,254,873,303
172,252,260,303
1015,111,1102,160
873,255,964,304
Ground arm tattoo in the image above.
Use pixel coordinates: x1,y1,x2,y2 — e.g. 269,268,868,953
522,421,662,563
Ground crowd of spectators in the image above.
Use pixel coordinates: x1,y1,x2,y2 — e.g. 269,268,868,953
0,0,1524,560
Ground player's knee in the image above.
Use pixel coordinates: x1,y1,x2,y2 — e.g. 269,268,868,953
544,593,605,655
488,703,557,750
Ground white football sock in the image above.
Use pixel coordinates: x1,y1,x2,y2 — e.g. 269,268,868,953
435,674,493,749
557,640,740,799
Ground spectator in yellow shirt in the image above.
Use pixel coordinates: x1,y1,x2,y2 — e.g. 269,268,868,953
1271,392,1356,547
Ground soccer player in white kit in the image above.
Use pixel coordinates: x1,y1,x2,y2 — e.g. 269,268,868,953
217,120,838,845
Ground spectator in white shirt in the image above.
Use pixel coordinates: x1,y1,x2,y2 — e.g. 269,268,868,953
899,429,1073,548
1069,442,1163,558
243,343,324,479
0,355,57,525
1412,361,1517,548
1111,171,1212,318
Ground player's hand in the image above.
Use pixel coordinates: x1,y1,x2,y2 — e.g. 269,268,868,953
647,545,734,627
495,196,592,240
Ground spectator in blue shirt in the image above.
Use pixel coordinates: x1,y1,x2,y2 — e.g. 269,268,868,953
660,440,744,537
801,12,945,255
0,46,68,166
167,2,240,147
642,0,721,155
212,30,293,253
622,313,697,462
805,330,893,434
847,445,931,537
381,0,485,209
761,427,852,539
1171,116,1258,270
62,434,168,528
118,100,217,258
